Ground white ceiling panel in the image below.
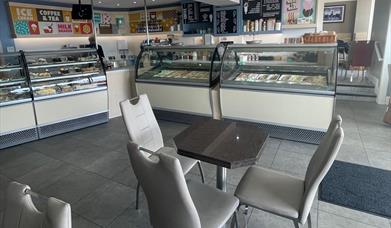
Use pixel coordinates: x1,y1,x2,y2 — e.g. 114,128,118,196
196,0,240,6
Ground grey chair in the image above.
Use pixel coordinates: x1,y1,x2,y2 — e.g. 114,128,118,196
120,94,205,209
2,181,71,228
235,115,344,228
127,141,239,228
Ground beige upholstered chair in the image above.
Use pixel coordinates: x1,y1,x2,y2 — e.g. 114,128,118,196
120,94,205,209
127,141,239,228
235,115,344,228
2,181,71,228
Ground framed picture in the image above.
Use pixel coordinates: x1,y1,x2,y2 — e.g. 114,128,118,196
323,5,345,23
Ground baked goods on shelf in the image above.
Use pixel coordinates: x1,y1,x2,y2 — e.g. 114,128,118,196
35,87,57,96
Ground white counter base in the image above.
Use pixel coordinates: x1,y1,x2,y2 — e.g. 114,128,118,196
221,88,334,131
136,82,212,116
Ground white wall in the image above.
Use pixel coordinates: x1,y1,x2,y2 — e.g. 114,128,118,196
354,0,375,41
368,0,391,104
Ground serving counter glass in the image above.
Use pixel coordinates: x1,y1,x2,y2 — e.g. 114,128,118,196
135,45,225,117
219,44,338,143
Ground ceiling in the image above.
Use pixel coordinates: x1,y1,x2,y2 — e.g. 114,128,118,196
42,0,181,9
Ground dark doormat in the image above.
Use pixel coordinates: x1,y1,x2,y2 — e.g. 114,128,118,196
319,160,391,218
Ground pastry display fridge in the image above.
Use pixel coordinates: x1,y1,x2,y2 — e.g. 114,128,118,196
0,52,37,148
25,49,108,138
135,44,225,118
219,44,338,143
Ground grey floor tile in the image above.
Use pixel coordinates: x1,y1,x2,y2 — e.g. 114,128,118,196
256,145,278,168
360,134,391,153
60,144,113,169
189,161,216,179
72,213,102,228
0,175,11,211
278,140,317,156
15,160,76,191
108,204,151,228
0,152,55,179
366,147,391,171
73,181,135,227
247,209,296,228
318,210,387,228
318,202,390,228
227,166,249,186
336,143,370,166
39,168,109,205
271,149,311,178
85,151,131,179
0,145,35,166
111,165,139,190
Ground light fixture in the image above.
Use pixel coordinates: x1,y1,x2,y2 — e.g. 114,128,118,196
116,3,120,6
133,1,137,3
98,1,102,3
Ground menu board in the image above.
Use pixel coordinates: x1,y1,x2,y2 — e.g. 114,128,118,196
182,3,198,24
199,3,213,23
215,8,238,35
262,0,282,20
8,2,92,37
129,8,179,33
283,0,316,24
243,0,262,20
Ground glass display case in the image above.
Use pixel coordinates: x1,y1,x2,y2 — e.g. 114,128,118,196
136,45,225,87
25,49,107,100
0,52,31,106
220,44,337,95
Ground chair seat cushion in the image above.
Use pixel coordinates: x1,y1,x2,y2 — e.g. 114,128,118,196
187,180,239,228
157,147,198,174
235,166,304,219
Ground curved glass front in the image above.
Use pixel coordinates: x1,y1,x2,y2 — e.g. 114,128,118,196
220,44,337,95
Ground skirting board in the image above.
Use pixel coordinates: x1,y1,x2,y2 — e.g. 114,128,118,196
153,109,325,144
0,128,39,149
38,112,109,139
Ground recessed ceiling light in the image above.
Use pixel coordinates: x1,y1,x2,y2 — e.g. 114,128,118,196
133,1,137,3
116,3,120,6
152,0,155,1
98,1,102,3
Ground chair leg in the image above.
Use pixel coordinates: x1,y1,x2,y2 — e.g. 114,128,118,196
197,161,205,184
135,182,140,210
307,213,312,228
230,210,240,228
293,220,300,228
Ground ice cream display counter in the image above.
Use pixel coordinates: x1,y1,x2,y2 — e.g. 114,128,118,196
219,44,337,143
135,44,225,118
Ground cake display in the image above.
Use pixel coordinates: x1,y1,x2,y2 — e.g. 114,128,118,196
234,73,327,87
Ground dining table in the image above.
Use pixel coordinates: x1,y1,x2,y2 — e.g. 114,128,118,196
174,118,269,191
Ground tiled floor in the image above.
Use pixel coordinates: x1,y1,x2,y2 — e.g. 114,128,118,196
0,100,390,228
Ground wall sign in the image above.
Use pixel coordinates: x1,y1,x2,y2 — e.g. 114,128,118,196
262,0,282,20
8,2,93,37
129,8,180,33
183,2,198,24
215,8,238,35
243,0,262,20
199,3,213,23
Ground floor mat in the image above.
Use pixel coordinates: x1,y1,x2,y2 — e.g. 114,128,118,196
319,160,391,218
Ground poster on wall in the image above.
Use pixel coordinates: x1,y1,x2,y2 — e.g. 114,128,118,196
283,0,315,25
129,8,179,33
8,2,93,37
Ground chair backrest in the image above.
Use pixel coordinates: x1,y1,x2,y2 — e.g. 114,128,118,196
299,115,344,224
120,94,164,153
2,181,71,228
127,141,201,228
348,41,374,67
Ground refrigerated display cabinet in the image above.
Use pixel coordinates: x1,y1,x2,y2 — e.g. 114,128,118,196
219,44,338,143
25,49,109,138
0,52,37,148
135,44,226,118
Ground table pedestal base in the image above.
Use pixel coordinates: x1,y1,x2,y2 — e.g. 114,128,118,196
216,166,227,192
